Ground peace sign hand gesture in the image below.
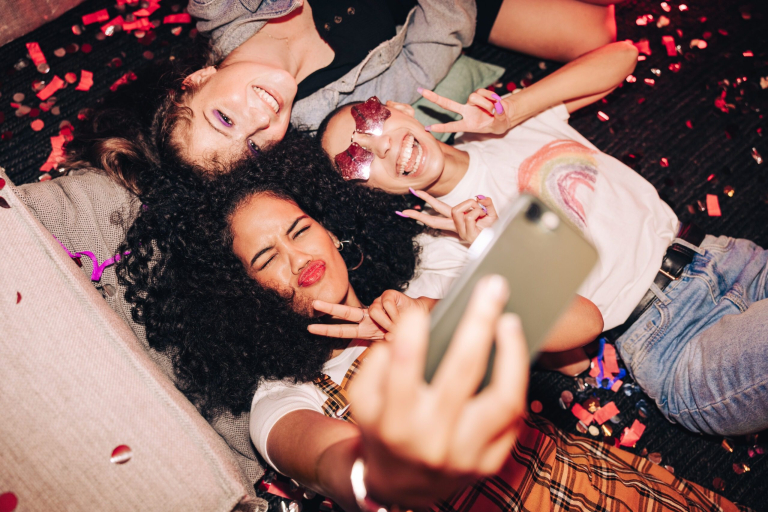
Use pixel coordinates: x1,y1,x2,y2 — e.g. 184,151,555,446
398,189,498,244
419,88,514,135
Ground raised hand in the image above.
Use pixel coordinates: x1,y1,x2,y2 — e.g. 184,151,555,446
418,87,514,135
398,188,498,244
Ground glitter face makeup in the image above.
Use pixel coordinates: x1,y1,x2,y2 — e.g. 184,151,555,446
334,96,391,181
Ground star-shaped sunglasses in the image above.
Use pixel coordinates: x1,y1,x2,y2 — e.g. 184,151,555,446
334,96,391,181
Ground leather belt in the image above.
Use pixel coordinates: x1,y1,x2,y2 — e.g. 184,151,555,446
608,223,706,340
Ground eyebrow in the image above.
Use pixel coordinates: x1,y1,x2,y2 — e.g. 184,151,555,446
204,110,231,138
249,215,309,267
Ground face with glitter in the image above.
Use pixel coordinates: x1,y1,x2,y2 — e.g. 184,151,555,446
321,98,447,194
229,193,355,316
181,62,298,166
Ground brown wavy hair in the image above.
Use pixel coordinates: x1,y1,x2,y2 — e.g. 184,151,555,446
62,38,220,194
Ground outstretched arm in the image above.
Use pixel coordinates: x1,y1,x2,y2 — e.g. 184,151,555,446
422,40,639,134
266,276,529,511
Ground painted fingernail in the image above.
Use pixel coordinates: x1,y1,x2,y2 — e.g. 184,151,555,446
490,93,502,101
395,211,409,218
409,187,419,196
480,205,488,215
476,195,486,200
417,87,424,94
494,101,504,114
424,125,431,132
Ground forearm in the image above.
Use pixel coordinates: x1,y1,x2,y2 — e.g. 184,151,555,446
503,41,639,121
541,295,604,352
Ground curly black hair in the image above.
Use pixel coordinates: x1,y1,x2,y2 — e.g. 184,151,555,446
118,132,424,418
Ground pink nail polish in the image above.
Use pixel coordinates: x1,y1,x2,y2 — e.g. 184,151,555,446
395,211,409,218
424,125,431,132
494,101,504,114
476,195,486,200
491,93,502,101
480,205,488,215
417,87,424,94
409,187,419,196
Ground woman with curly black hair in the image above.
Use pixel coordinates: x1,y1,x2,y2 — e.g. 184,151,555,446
117,135,746,512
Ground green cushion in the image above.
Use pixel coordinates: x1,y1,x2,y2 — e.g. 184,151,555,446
411,55,505,142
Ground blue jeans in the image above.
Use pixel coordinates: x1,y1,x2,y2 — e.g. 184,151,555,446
615,235,768,436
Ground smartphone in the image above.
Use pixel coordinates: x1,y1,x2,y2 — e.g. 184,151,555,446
425,194,598,387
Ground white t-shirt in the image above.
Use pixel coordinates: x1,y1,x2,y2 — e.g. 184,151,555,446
249,340,369,471
405,104,679,330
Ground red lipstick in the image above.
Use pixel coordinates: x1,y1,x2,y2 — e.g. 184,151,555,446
298,260,326,288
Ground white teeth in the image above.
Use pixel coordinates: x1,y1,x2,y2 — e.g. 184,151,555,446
254,86,279,114
397,134,421,176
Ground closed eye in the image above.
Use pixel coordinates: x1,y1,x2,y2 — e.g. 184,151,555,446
258,254,275,271
214,110,233,127
293,226,310,239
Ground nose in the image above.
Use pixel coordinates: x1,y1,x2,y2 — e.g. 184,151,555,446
352,132,390,158
289,247,313,276
244,107,271,132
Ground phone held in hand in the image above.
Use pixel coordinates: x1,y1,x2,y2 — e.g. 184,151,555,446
425,194,598,388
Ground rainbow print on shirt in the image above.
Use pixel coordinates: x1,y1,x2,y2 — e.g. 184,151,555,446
518,140,598,229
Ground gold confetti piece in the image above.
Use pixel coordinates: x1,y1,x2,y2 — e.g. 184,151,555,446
732,462,750,475
721,438,735,453
724,186,735,197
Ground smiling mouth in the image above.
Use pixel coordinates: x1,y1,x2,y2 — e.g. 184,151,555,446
396,133,422,177
254,86,279,114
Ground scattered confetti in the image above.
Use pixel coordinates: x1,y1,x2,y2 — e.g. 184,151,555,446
633,39,651,55
706,194,721,216
36,75,64,100
724,186,735,197
135,2,161,17
109,71,137,92
75,70,94,91
16,291,22,303
82,8,110,25
102,16,126,36
743,51,753,57
619,420,646,447
626,75,637,83
593,402,620,425
644,78,655,86
0,492,18,512
732,462,750,475
25,42,46,66
30,119,44,131
662,35,677,56
110,445,132,464
657,15,670,28
752,148,763,164
164,13,192,24
721,438,735,453
660,157,669,167
660,2,671,12
597,111,610,122
530,400,543,413
571,403,594,425
558,390,573,409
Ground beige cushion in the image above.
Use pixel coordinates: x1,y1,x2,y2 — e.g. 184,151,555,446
15,169,266,487
0,169,261,510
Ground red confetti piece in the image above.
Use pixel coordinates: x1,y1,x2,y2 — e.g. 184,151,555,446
743,51,754,57
597,111,609,122
662,35,677,57
505,82,517,92
82,8,110,25
633,39,651,55
589,357,600,377
660,2,671,12
603,344,619,375
135,2,160,17
101,16,125,35
679,4,688,11
706,194,721,216
611,379,623,392
571,403,594,425
636,15,648,26
164,13,192,24
76,70,94,91
626,74,637,83
36,75,65,101
660,157,669,167
110,444,132,464
64,72,78,84
25,42,46,66
593,401,620,425
644,78,655,86
16,291,22,303
686,120,693,129
82,43,93,54
669,62,681,72
0,492,18,512
123,18,153,32
619,420,646,446
40,135,66,171
109,71,137,92
752,148,763,164
714,91,730,113
718,29,729,36
0,178,5,190
171,26,183,36
30,119,44,131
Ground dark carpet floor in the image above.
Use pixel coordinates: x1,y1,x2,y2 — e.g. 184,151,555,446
1,0,766,509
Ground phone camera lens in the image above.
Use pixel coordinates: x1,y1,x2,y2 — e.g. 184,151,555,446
525,203,542,222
